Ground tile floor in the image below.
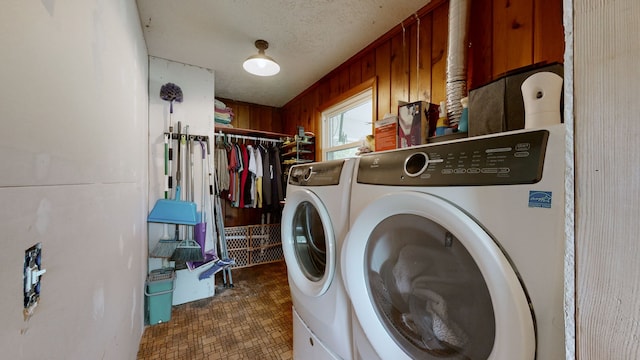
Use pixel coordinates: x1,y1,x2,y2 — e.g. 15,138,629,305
137,261,293,360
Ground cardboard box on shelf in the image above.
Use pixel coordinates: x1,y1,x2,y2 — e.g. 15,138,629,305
397,101,439,148
374,114,397,152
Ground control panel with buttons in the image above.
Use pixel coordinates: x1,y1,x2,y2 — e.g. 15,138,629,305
357,129,549,186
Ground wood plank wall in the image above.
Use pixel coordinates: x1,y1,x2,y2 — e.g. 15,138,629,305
217,0,563,227
280,0,564,137
575,1,640,358
217,97,283,134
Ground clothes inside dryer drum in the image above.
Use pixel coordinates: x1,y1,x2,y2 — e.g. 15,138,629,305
292,201,327,281
366,214,495,359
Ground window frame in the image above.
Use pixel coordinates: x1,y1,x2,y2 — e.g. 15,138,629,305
317,78,377,161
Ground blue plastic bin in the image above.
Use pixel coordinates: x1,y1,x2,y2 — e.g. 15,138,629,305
145,268,175,325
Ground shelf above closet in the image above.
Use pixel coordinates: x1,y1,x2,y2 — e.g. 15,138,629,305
214,126,288,140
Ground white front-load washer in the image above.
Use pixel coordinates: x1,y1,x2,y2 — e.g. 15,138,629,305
282,159,355,360
342,125,566,359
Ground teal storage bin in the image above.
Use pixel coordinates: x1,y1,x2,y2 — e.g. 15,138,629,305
145,268,175,325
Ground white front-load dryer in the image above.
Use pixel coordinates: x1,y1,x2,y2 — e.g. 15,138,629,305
282,159,355,360
342,125,566,359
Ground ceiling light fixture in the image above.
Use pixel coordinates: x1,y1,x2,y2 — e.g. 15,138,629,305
243,40,280,77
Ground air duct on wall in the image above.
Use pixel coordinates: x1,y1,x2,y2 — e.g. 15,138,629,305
446,0,471,128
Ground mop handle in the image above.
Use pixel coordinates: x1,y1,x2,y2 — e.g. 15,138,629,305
163,133,169,199
199,140,206,222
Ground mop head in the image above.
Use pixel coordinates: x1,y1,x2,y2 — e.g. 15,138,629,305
198,258,236,280
160,83,183,103
170,239,204,262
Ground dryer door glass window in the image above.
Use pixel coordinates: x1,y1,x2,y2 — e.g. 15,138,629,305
292,201,327,281
365,214,495,359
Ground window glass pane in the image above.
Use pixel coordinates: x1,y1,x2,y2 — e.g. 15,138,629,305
327,101,372,148
366,214,495,359
292,201,326,281
326,146,360,160
322,88,373,160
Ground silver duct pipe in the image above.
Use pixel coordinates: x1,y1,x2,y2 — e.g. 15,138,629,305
446,0,470,127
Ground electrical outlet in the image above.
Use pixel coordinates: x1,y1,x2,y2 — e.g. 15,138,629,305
23,243,46,311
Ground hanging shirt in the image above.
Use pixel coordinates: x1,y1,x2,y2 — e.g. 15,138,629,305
239,143,250,208
260,144,272,208
246,145,257,208
269,145,284,208
215,141,230,192
227,143,238,202
253,146,263,208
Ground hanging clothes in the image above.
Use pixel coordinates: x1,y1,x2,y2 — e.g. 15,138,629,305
245,144,257,208
260,144,273,209
227,142,239,203
253,145,263,208
267,144,285,222
239,143,250,208
213,132,283,213
215,138,230,192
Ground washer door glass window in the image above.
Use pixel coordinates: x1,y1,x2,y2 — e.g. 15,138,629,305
343,191,535,359
367,213,494,359
292,200,327,281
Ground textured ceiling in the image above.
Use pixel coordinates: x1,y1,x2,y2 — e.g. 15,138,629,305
136,0,431,107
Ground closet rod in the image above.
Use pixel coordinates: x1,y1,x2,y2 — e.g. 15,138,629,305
215,132,282,144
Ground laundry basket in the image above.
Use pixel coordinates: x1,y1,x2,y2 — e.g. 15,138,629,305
145,268,176,325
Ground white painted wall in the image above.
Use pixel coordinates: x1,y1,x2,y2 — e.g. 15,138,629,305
574,0,640,359
0,1,148,359
147,56,217,305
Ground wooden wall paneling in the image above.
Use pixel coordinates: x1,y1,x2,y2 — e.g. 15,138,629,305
318,78,332,107
249,105,263,130
218,98,282,133
224,203,261,227
492,0,534,77
409,13,433,102
258,105,281,133
533,0,564,65
271,107,284,134
390,31,410,110
288,100,302,135
492,0,508,76
280,103,291,134
376,40,392,120
284,105,298,135
307,88,320,135
431,2,449,106
361,49,376,81
300,96,312,134
338,66,350,94
233,102,251,129
349,59,363,89
329,75,341,102
468,0,493,89
279,0,562,138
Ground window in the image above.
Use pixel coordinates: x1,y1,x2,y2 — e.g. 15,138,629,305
320,80,375,160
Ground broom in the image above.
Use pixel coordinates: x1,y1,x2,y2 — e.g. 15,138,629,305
171,131,204,262
149,133,179,258
150,83,183,258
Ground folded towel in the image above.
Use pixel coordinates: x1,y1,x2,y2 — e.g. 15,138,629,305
214,98,226,109
215,112,232,120
215,118,232,125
